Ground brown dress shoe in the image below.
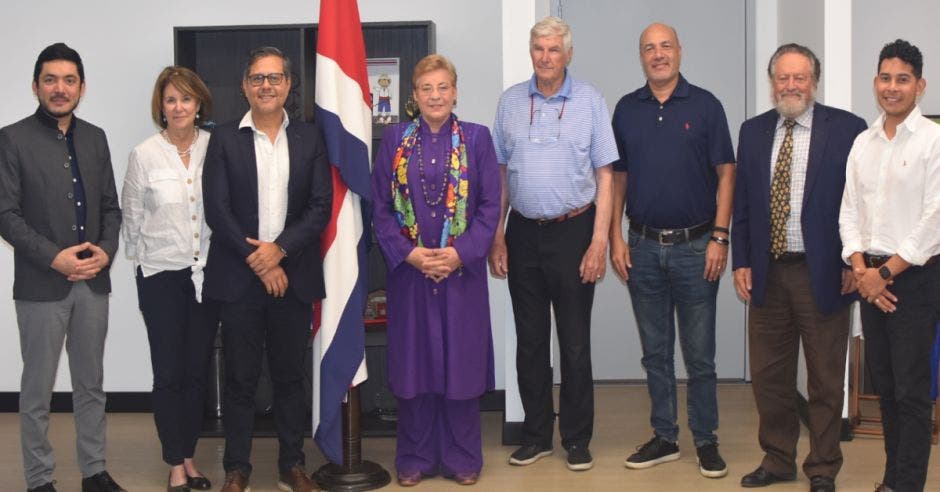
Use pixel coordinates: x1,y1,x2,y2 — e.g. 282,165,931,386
220,471,250,492
277,465,318,492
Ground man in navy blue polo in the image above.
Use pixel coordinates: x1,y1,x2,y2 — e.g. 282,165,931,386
609,22,735,479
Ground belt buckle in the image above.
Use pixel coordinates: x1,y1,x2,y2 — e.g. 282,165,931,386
658,229,675,246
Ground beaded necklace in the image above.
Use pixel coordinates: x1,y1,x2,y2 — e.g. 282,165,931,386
391,116,469,247
415,134,450,212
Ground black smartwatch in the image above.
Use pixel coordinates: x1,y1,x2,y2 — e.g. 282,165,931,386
878,265,892,280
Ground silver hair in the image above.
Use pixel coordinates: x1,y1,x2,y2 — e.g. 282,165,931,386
530,16,572,52
767,43,820,82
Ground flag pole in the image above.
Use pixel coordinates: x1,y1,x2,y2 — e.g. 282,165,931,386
312,386,390,490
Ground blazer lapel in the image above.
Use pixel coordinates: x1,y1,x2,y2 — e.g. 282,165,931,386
286,122,303,200
756,112,777,206
803,105,829,207
238,127,260,210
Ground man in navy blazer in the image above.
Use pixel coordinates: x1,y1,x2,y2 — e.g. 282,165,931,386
202,47,330,492
732,44,866,492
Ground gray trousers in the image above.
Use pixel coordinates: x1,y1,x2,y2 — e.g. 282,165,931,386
16,281,109,488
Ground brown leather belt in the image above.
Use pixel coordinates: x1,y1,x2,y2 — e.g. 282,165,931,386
512,203,594,226
629,221,713,246
864,253,939,268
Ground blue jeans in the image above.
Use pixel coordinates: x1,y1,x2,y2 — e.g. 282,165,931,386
626,229,719,447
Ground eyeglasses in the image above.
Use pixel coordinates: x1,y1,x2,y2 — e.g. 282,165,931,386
528,94,566,143
417,83,453,97
247,72,287,87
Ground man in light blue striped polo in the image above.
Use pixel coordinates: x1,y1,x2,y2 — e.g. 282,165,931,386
488,15,618,473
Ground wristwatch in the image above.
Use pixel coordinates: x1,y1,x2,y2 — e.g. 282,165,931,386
878,265,892,280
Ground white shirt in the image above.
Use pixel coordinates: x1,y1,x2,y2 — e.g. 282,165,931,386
770,104,814,252
239,110,290,243
839,105,940,265
121,130,212,300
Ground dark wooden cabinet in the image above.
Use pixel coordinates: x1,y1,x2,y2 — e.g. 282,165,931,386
175,21,435,159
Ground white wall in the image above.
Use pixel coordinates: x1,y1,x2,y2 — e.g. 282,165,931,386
852,0,940,122
0,0,502,392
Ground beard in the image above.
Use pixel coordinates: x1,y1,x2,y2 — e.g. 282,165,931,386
38,96,79,119
774,91,812,119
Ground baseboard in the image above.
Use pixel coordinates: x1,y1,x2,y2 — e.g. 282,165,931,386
0,391,153,413
0,389,508,438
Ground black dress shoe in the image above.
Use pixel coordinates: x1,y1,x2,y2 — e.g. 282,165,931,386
167,476,190,492
186,474,212,490
81,471,127,492
740,467,796,488
810,475,835,492
27,482,57,492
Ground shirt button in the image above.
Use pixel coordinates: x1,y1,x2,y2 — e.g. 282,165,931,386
192,214,197,221
79,226,84,230
64,162,70,169
190,196,196,202
658,116,663,121
57,134,63,140
76,201,82,206
187,178,192,184
194,250,200,256
67,192,74,199
433,288,438,295
68,155,72,161
71,225,77,231
194,233,200,238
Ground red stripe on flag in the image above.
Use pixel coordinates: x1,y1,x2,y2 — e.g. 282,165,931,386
320,165,348,256
317,0,371,108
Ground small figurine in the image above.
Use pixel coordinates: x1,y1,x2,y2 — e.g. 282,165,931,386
375,73,392,124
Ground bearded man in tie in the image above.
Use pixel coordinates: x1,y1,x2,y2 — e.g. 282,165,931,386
732,43,866,492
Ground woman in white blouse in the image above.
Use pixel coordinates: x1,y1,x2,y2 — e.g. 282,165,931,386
122,66,216,492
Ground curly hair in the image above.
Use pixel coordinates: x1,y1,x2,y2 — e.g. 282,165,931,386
878,39,923,78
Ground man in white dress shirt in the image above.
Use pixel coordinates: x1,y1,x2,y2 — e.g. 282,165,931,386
202,46,332,492
839,39,940,492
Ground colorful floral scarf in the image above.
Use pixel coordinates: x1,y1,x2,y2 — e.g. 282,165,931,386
391,116,469,247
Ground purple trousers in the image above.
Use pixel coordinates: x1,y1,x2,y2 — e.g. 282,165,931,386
395,394,482,476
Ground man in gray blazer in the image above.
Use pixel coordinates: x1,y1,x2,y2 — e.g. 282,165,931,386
0,43,124,492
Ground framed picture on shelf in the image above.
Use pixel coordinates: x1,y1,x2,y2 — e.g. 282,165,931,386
368,57,400,125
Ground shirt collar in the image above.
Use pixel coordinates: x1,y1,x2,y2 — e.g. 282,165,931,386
776,103,815,130
637,73,690,101
872,104,923,139
528,69,573,100
239,109,290,134
33,106,76,134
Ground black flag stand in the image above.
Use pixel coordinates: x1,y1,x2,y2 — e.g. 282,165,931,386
313,386,391,491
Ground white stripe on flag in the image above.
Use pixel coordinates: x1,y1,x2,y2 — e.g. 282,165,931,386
315,54,373,159
312,189,368,431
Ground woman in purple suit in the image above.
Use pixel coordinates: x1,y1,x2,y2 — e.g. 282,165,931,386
370,54,500,487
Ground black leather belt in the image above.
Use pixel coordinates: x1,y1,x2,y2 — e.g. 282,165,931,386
629,221,712,246
864,253,938,268
773,252,806,263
